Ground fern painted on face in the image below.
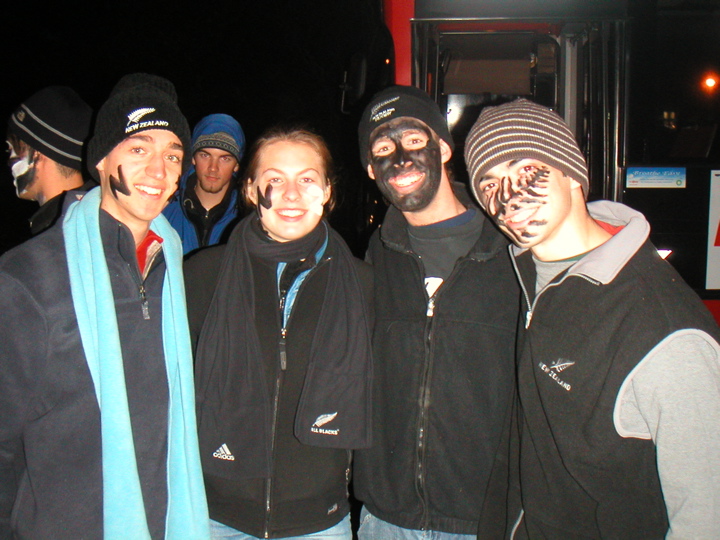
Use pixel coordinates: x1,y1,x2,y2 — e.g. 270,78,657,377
492,165,551,245
499,166,550,215
109,165,132,198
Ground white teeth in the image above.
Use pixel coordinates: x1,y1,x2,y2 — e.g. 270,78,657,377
278,209,304,217
393,174,422,187
136,185,162,196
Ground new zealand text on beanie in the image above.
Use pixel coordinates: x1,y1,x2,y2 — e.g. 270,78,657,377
7,86,93,170
87,73,190,179
191,113,246,163
358,85,454,169
464,99,589,204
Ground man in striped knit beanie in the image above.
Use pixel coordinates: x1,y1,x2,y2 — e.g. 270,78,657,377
465,98,720,539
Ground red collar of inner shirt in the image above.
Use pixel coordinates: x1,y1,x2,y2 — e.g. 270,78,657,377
136,230,163,275
597,220,624,236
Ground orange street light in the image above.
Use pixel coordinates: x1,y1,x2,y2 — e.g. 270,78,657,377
702,73,719,94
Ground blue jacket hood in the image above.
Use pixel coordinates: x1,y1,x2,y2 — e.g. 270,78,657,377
191,113,245,158
178,113,245,193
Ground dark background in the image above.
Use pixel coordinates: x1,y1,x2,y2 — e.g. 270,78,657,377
0,0,393,254
1,0,719,256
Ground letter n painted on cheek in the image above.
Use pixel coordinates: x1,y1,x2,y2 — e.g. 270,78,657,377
256,184,273,219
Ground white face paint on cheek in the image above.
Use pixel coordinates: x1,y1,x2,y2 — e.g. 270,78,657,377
11,156,31,183
305,183,327,216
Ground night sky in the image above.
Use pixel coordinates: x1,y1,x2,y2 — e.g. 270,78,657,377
1,0,392,254
2,1,719,255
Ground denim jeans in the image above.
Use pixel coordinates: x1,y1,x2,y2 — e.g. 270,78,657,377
356,507,475,540
209,513,352,540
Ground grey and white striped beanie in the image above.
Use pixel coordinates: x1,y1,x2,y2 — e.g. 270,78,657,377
464,99,589,203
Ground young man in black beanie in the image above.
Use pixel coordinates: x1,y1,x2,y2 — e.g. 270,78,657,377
6,86,94,235
465,98,720,538
0,73,209,540
354,86,520,539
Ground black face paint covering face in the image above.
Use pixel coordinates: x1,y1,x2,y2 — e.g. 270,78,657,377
369,118,443,213
109,165,132,199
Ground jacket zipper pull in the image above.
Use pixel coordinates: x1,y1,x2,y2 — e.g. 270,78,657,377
525,309,533,328
279,328,287,370
139,284,150,320
426,296,436,317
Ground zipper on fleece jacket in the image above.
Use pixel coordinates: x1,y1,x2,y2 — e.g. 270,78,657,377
264,368,283,539
262,258,327,538
412,250,458,529
415,294,436,529
404,248,476,530
510,254,601,329
127,250,160,320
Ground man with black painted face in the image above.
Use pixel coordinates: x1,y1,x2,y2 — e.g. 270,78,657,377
465,99,720,538
367,117,444,214
354,86,520,539
0,73,209,540
5,86,94,236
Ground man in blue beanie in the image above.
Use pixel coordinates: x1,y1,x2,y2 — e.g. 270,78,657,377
164,113,245,254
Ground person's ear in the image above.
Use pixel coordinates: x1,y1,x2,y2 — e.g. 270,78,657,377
246,179,258,205
568,177,583,190
439,139,452,165
31,151,46,169
367,164,376,180
96,157,106,177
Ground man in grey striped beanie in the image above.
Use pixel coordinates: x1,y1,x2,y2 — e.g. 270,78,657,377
464,98,594,254
464,98,720,538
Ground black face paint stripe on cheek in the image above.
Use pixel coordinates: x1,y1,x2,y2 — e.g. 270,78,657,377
257,184,272,209
256,184,273,218
109,164,132,198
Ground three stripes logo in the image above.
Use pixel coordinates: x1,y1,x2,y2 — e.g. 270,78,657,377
212,443,235,461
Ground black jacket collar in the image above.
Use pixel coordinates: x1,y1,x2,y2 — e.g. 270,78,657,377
378,181,509,262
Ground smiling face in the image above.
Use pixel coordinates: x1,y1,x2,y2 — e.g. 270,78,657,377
475,159,574,251
6,134,39,200
367,117,443,213
192,147,239,195
247,140,330,243
97,129,184,244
